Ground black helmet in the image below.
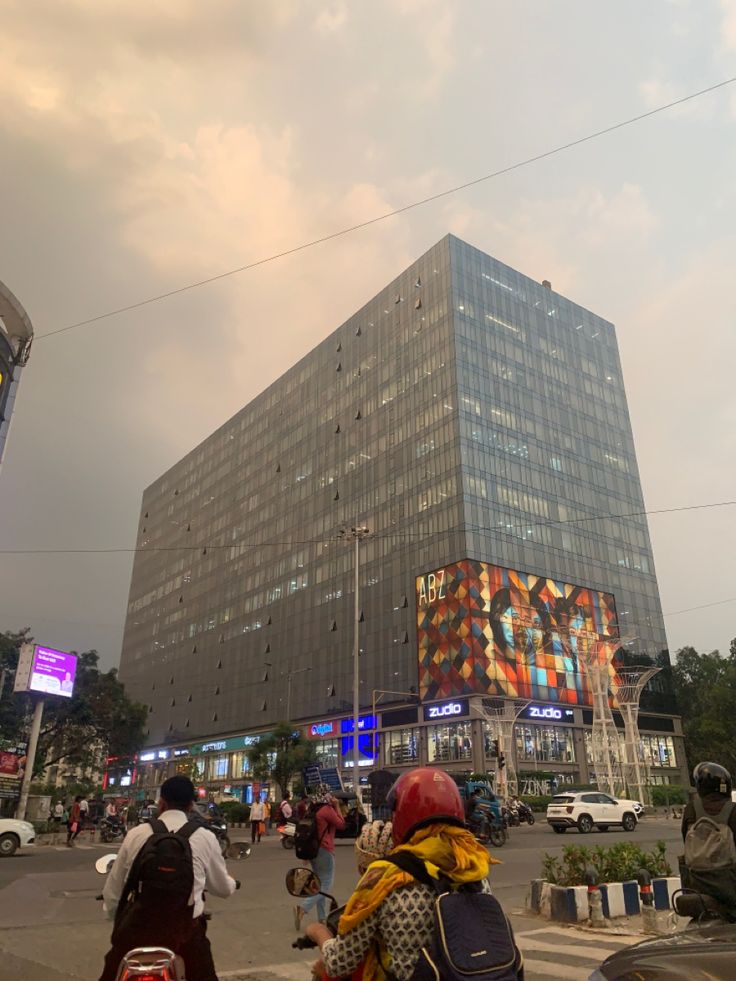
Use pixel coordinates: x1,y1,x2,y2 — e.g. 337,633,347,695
693,762,732,797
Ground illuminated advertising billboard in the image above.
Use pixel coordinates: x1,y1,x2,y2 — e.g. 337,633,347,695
28,646,78,698
417,559,619,705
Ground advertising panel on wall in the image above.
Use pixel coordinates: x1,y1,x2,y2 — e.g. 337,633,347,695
0,740,27,800
417,559,619,704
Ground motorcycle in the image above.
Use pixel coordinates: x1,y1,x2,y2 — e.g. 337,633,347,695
99,817,127,844
469,806,508,848
94,842,250,981
590,888,736,979
286,866,346,980
278,821,296,849
190,802,230,857
516,801,535,826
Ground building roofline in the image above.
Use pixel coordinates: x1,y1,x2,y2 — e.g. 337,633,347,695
0,279,33,361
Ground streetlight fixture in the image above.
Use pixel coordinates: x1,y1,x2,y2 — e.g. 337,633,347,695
339,524,370,782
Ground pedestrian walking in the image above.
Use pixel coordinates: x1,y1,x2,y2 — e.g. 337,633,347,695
295,791,309,820
250,796,266,843
52,801,64,826
294,786,345,928
66,796,82,846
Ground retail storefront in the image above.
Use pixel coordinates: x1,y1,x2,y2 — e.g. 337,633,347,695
122,694,686,799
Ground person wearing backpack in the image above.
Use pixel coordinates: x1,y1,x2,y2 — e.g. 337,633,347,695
278,791,293,825
98,775,239,981
293,786,345,930
681,761,736,912
304,767,518,981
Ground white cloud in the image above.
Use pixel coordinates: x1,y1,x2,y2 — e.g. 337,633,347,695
313,3,348,34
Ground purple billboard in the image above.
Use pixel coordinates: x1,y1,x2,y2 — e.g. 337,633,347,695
28,646,77,699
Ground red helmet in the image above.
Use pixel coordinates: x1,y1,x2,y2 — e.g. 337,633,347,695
387,767,465,844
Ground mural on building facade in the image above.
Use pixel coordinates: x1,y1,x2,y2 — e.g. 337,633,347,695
417,559,619,704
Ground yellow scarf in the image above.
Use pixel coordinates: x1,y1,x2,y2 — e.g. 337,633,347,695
337,824,499,981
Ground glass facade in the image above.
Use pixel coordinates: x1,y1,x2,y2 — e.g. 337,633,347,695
118,235,670,749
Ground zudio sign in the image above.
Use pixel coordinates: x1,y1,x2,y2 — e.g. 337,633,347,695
423,698,469,722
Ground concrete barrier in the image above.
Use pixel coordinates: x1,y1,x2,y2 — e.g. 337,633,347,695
528,876,681,923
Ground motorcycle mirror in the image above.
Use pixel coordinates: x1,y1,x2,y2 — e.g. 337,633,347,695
95,854,118,874
286,867,322,898
226,842,251,860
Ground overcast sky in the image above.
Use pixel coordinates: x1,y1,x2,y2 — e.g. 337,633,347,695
1,1,734,670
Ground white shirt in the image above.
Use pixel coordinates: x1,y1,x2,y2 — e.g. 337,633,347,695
102,809,237,920
250,801,265,821
79,799,89,814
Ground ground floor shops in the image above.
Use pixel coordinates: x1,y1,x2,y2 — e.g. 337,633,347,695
110,694,688,803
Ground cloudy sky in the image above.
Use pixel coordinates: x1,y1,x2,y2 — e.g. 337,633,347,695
1,0,734,670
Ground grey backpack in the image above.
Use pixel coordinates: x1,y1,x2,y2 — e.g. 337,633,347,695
685,799,736,871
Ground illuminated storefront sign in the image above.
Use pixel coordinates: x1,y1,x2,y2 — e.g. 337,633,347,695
519,704,575,723
201,740,227,753
310,722,336,738
340,714,377,734
423,698,469,722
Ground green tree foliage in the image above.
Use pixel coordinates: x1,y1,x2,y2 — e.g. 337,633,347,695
0,629,147,775
246,722,317,796
542,841,672,886
670,643,736,776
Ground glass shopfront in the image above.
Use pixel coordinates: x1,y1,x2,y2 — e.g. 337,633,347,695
385,727,420,766
514,724,576,764
641,734,677,768
427,721,472,763
314,738,340,769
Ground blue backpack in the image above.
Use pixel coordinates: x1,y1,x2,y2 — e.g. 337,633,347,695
387,851,524,981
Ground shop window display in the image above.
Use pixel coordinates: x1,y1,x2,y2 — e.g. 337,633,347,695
427,721,472,763
385,727,419,765
513,724,575,764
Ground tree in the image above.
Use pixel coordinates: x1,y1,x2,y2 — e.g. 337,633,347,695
246,722,317,796
0,630,147,776
670,643,736,776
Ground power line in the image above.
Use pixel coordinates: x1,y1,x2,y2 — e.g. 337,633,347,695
1,498,733,555
35,74,736,342
663,596,736,618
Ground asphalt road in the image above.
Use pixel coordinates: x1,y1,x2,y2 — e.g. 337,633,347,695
0,817,684,981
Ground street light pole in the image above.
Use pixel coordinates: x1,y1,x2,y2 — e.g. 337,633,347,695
286,666,312,722
340,525,369,788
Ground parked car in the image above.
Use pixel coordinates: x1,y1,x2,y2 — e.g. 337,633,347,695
0,817,36,856
547,791,639,834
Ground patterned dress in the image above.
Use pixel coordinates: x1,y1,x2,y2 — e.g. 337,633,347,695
322,879,492,981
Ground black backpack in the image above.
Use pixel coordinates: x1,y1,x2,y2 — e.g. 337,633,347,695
113,818,198,949
294,803,326,860
387,852,524,981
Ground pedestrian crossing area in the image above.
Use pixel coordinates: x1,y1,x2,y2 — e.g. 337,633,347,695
219,924,640,981
515,924,637,981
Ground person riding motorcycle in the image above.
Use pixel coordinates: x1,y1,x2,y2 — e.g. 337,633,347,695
681,761,736,912
464,788,491,839
305,767,498,981
99,775,239,981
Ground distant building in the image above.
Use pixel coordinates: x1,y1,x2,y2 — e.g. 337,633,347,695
0,280,33,466
118,235,686,796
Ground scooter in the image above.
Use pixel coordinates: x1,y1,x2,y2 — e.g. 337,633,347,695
286,866,348,981
99,817,127,844
516,801,535,826
94,841,250,981
278,821,296,849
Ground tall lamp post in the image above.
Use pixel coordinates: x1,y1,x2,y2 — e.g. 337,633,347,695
339,525,370,785
286,666,312,722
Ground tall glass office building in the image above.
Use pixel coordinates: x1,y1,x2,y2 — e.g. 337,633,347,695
117,235,684,797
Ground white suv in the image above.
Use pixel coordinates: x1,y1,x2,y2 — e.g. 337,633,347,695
546,792,639,834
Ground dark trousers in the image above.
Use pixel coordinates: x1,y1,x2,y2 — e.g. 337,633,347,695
99,915,217,981
251,819,262,842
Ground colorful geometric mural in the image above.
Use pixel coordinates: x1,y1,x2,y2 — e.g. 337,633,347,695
417,559,619,704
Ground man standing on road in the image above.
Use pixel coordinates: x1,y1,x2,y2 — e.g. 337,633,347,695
250,795,265,843
99,775,238,981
